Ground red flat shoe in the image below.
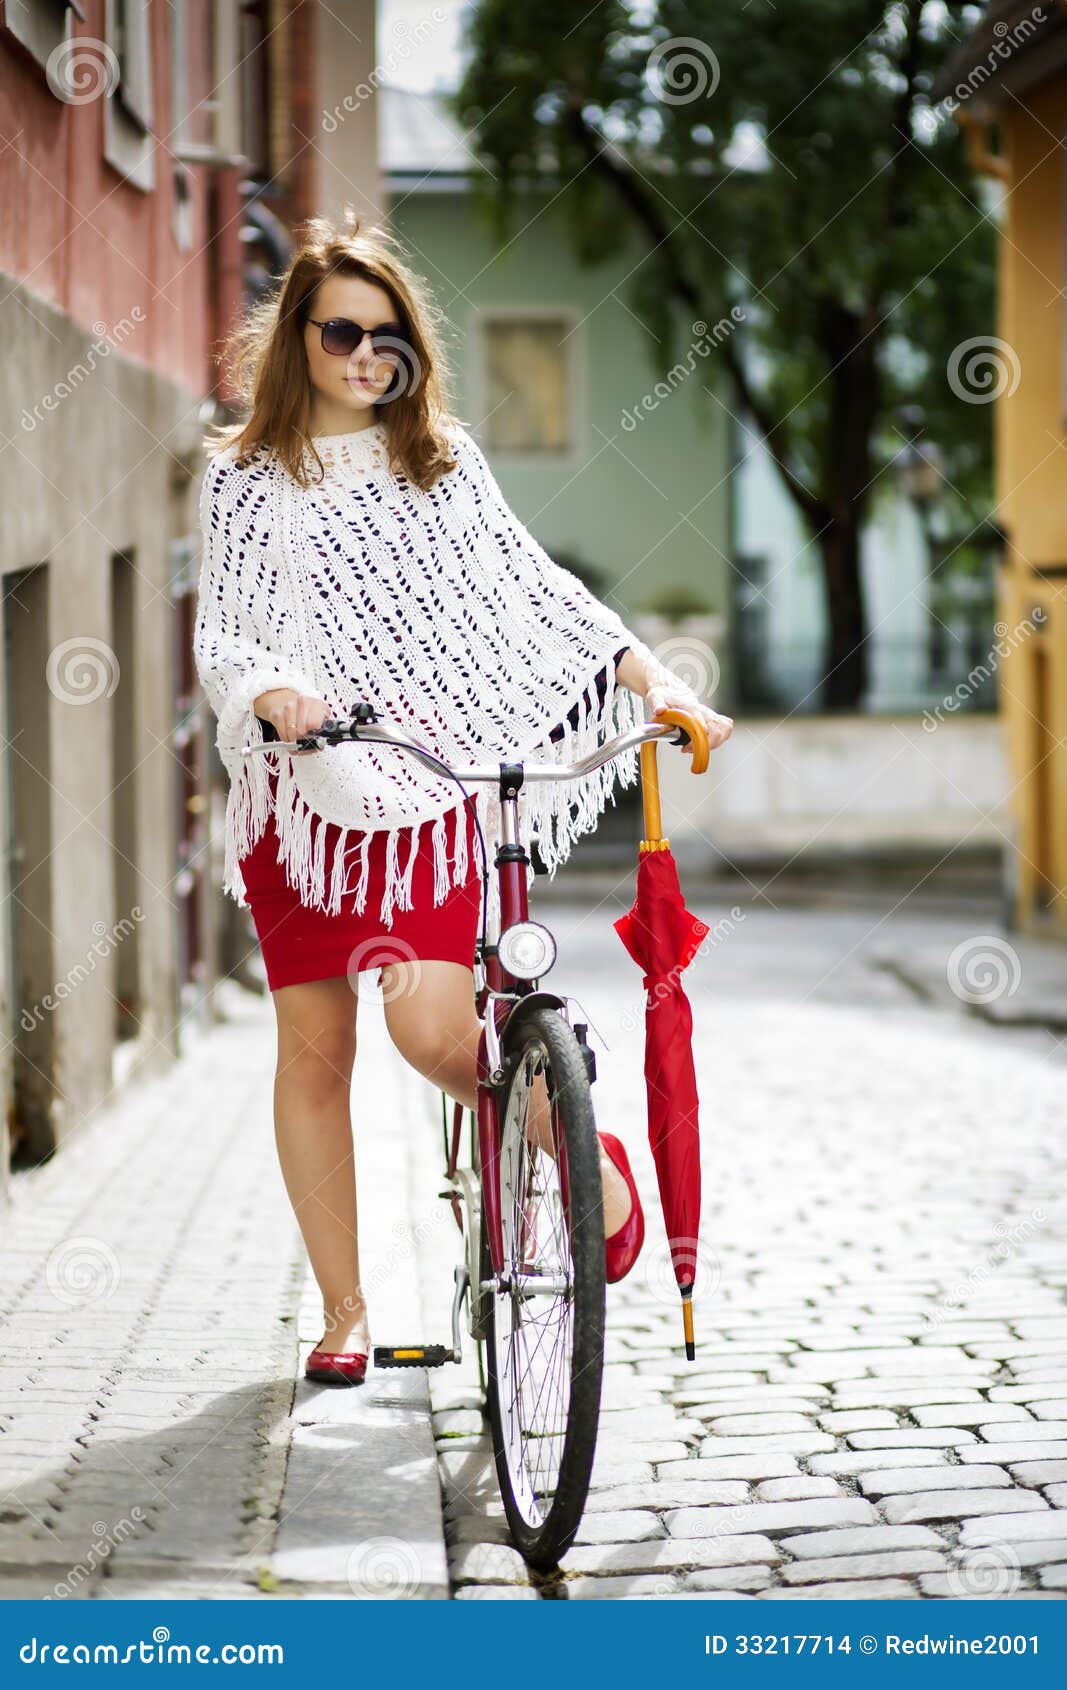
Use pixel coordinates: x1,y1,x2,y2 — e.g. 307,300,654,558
597,1131,644,1283
305,1346,368,1386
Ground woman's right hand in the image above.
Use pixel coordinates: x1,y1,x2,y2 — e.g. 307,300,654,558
252,688,332,754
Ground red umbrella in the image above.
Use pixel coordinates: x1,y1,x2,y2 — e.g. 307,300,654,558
613,712,710,1359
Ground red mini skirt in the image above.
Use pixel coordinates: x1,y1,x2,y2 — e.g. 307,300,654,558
238,772,483,992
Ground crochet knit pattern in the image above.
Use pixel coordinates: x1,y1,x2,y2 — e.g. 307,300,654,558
193,415,646,938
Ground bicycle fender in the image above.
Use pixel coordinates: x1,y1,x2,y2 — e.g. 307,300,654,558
500,991,569,1043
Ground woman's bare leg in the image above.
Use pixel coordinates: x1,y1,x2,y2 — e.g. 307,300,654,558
272,976,369,1353
379,960,633,1233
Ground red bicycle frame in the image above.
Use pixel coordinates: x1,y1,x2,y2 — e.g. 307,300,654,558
445,762,536,1282
242,705,687,1286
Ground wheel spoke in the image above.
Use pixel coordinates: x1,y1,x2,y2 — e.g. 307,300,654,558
493,1037,578,1520
486,1015,603,1552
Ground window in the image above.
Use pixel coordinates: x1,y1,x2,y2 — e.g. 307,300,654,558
111,0,152,133
3,1,85,76
481,315,576,454
103,0,154,189
170,1,246,170
240,0,270,180
169,0,189,154
172,162,194,250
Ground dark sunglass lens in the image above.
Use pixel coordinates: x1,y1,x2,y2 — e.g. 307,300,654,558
370,323,405,355
321,319,362,355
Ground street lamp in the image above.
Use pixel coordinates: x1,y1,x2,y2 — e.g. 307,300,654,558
894,405,944,513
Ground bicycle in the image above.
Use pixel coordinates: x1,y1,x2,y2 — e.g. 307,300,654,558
243,699,708,1569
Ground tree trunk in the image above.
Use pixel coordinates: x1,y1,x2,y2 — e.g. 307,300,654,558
818,519,867,710
815,299,879,711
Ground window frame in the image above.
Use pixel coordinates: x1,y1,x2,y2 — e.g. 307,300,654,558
102,0,155,190
2,1,87,80
469,305,584,467
111,0,152,135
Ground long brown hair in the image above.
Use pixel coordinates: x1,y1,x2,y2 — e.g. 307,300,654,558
208,210,458,490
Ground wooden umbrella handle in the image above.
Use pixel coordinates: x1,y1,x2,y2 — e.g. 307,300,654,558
640,708,711,845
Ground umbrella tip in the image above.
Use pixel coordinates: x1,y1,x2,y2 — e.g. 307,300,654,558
680,1285,695,1361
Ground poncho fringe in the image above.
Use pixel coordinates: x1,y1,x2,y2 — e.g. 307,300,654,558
195,416,647,941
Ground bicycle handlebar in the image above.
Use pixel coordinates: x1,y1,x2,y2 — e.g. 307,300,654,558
240,702,712,782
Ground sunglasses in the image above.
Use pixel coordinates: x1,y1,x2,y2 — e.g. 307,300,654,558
306,316,407,359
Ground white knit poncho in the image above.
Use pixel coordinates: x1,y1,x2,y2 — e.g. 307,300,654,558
193,415,646,939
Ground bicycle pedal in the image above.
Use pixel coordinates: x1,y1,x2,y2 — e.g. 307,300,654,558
373,1344,453,1369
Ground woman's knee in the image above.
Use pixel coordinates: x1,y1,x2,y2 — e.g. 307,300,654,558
386,1007,479,1085
274,982,358,1097
277,1026,357,1105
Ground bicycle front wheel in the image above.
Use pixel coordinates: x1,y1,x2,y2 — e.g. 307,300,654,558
484,1005,605,1570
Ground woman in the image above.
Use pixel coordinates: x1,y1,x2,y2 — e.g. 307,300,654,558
193,212,732,1386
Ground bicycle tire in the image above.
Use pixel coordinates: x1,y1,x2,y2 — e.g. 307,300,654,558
483,1005,605,1570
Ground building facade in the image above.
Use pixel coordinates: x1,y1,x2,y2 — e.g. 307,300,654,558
0,0,379,1190
937,2,1067,936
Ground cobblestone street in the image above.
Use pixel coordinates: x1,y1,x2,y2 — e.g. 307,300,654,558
421,871,1067,1600
1,873,1065,1600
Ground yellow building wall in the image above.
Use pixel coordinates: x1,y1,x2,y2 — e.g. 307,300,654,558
995,74,1067,933
997,79,1067,559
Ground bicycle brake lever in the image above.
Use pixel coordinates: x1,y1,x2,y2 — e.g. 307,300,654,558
295,707,378,750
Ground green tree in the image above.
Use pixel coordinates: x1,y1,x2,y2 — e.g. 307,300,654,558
453,0,996,708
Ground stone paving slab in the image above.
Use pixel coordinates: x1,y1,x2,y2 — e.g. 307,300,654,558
878,1489,1047,1526
782,1524,946,1558
781,1550,947,1584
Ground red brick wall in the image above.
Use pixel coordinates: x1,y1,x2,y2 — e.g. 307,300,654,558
0,0,232,398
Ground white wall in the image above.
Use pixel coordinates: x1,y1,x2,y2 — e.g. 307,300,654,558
658,714,1009,864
